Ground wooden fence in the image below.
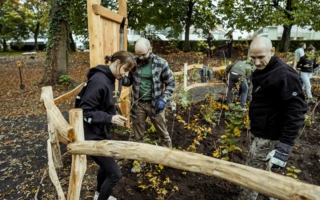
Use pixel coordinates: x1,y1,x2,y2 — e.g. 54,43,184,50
39,0,320,199
173,63,226,92
40,78,320,200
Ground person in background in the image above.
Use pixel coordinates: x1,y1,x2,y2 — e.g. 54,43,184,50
293,43,306,70
227,35,233,58
206,33,213,58
224,60,253,111
77,51,136,200
296,44,319,104
122,38,175,149
238,37,307,200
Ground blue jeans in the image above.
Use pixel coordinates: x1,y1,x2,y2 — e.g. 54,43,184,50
300,72,313,98
227,73,248,108
314,67,320,76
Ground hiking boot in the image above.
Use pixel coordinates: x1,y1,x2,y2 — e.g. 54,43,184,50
308,98,316,104
241,107,247,111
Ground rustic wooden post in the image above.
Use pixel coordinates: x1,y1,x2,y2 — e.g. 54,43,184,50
41,86,63,168
47,139,66,200
87,0,104,68
67,109,87,200
47,117,63,168
87,0,131,127
41,86,74,143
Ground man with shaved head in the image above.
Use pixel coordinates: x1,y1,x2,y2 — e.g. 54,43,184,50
239,37,308,199
122,38,175,153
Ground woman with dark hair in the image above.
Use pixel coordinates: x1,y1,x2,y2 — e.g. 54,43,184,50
297,44,319,103
77,50,136,200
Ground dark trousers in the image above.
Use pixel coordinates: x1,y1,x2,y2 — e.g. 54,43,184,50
91,156,122,200
228,46,232,58
206,49,213,58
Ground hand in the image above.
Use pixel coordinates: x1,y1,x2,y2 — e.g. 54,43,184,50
111,115,127,126
156,100,166,111
266,142,292,169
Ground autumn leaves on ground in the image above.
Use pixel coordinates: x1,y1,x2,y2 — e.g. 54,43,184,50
1,51,320,200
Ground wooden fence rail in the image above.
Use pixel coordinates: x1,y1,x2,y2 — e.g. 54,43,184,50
173,63,227,91
68,140,320,200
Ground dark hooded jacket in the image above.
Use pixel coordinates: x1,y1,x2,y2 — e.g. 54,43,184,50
79,65,116,140
249,56,307,146
296,54,318,73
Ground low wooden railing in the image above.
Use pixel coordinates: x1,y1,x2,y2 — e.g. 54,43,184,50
173,63,226,91
40,84,320,200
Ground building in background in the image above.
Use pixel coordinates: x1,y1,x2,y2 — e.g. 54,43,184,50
127,24,253,44
256,25,320,40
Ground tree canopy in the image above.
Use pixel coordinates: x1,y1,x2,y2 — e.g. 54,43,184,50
128,0,219,51
217,0,320,52
0,0,29,49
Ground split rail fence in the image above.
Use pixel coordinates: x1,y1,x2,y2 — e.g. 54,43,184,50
41,85,320,200
39,0,320,199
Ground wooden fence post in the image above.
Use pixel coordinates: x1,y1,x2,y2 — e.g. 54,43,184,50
47,117,63,168
67,109,87,200
87,0,104,68
42,86,63,168
47,140,66,200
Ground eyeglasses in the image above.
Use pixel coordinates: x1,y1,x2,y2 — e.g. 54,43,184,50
136,49,150,58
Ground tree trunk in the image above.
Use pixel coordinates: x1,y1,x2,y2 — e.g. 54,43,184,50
279,25,292,52
2,38,7,51
42,0,68,85
69,33,76,52
33,21,40,51
183,1,194,52
278,0,293,52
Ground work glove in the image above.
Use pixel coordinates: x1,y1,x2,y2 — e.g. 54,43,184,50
111,115,127,127
266,142,292,169
156,100,166,111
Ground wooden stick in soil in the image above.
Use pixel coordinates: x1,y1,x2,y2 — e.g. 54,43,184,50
34,168,48,200
34,152,69,200
47,139,66,200
68,140,320,200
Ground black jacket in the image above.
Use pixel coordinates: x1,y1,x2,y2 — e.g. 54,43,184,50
296,55,318,73
79,65,116,140
249,56,307,146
